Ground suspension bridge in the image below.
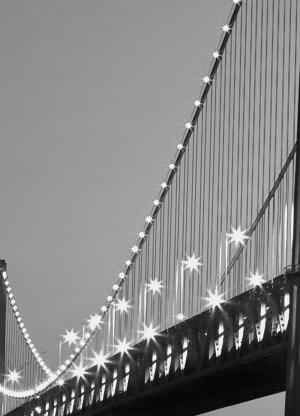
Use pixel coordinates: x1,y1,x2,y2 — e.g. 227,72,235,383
1,0,300,414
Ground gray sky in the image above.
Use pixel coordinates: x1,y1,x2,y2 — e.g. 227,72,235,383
0,1,285,414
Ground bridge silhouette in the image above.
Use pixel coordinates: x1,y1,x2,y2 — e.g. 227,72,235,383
1,0,300,415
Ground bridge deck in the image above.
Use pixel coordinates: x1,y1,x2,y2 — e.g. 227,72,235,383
8,274,289,416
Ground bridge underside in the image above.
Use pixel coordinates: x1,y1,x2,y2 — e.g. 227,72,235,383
88,345,286,416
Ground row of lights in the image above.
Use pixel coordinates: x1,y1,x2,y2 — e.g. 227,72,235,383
117,4,240,286
0,1,242,400
48,13,238,389
0,262,264,399
62,225,262,369
32,321,162,388
4,224,262,388
62,255,207,356
1,230,255,392
60,277,166,364
41,270,265,392
1,270,54,378
3,228,263,394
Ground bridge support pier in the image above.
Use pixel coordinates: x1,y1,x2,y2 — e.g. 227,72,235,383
0,260,7,386
285,75,300,416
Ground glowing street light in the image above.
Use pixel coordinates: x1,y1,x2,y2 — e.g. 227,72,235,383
205,288,225,309
247,271,265,287
62,329,79,346
182,254,203,273
141,323,159,342
7,370,21,384
91,351,107,369
116,298,131,314
226,226,249,247
146,278,163,295
115,338,132,355
72,363,89,380
87,314,102,330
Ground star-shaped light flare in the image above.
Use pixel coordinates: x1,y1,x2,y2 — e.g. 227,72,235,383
115,338,132,355
87,314,102,330
247,271,265,287
222,24,230,32
116,298,131,314
140,323,160,342
91,351,108,369
131,245,139,253
72,363,89,380
182,254,203,273
146,278,163,295
7,369,21,384
205,288,225,309
226,226,249,247
62,329,79,346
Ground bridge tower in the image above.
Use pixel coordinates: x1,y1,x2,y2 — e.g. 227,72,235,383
0,260,7,388
285,77,300,415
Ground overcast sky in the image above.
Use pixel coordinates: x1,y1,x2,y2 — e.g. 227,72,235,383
0,1,285,414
